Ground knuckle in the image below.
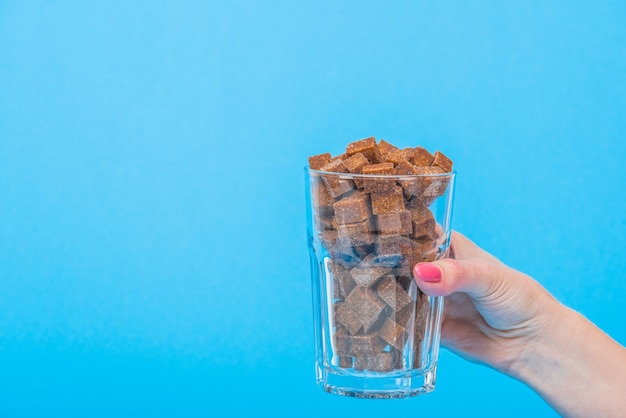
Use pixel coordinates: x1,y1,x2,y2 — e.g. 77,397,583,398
442,258,466,283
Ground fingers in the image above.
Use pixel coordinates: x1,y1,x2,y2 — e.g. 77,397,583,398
414,231,511,299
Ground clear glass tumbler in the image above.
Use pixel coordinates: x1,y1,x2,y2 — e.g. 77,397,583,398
305,167,455,398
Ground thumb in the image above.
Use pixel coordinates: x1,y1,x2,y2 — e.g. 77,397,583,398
413,258,510,300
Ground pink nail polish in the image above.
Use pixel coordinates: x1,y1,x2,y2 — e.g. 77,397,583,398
415,263,442,282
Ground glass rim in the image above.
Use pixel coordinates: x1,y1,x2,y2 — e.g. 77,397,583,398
305,166,456,179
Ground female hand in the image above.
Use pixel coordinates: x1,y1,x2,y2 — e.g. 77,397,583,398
413,231,626,418
413,231,562,376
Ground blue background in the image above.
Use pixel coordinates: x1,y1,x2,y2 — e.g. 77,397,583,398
1,1,625,417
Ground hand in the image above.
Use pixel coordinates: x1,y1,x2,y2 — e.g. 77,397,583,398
413,231,626,418
413,231,564,376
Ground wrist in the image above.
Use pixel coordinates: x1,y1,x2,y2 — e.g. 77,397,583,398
507,299,577,382
511,302,626,417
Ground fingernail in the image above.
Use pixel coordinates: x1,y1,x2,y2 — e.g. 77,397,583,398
415,262,442,282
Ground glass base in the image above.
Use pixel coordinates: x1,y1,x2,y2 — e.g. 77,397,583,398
316,362,437,399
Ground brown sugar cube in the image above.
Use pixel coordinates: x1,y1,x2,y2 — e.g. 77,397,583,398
383,149,412,165
412,294,430,367
332,274,342,300
376,274,412,312
398,161,440,198
334,326,351,356
432,150,453,172
370,185,405,215
310,175,335,208
379,318,409,350
324,176,356,199
342,152,370,188
334,301,362,335
418,227,443,259
342,151,369,170
414,293,430,339
376,235,412,261
377,139,399,157
368,255,403,269
402,179,432,198
354,351,394,372
313,201,335,232
360,252,401,268
394,250,414,270
364,305,392,334
345,136,382,164
417,163,445,175
330,242,378,269
394,159,416,176
339,356,353,368
318,230,338,249
411,146,435,167
320,154,347,166
366,252,405,269
395,273,414,291
391,347,405,370
337,218,375,247
410,240,424,265
315,209,335,233
395,302,415,329
375,210,412,236
312,202,335,232
421,253,437,262
316,213,336,232
345,287,387,332
394,160,426,198
411,205,436,239
348,298,391,335
406,196,431,217
333,191,372,225
319,158,356,198
411,215,436,241
406,197,436,239
328,239,363,267
413,343,423,369
406,249,424,266
382,287,414,322
362,162,396,194
350,262,392,288
311,183,335,209
331,262,357,299
392,254,414,277
352,355,370,372
348,333,386,357
398,210,413,235
411,239,437,264
416,165,450,199
352,243,376,259
395,258,417,282
311,194,336,232
413,346,424,368
308,152,332,170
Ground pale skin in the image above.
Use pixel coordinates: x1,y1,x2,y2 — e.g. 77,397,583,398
413,231,626,418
